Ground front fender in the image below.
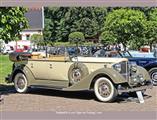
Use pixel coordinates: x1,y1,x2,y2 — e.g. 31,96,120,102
136,66,151,81
63,68,126,91
144,61,157,71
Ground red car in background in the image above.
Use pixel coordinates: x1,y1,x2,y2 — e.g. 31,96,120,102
15,49,24,52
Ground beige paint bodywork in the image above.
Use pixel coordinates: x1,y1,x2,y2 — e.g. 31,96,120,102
11,55,150,91
26,57,128,81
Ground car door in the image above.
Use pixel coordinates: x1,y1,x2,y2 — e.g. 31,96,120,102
27,59,73,87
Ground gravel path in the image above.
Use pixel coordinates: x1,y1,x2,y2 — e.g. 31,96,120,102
0,86,156,112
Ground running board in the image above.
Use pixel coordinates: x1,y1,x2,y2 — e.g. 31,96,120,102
30,85,64,91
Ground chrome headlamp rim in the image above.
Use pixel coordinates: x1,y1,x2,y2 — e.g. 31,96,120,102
130,63,137,72
113,63,122,72
138,74,145,85
130,75,138,86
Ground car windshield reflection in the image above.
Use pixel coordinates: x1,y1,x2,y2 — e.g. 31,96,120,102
119,51,132,58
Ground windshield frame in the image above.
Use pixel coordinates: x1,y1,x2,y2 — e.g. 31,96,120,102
118,50,133,58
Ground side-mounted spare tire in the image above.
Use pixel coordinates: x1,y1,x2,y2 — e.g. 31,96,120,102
68,62,89,85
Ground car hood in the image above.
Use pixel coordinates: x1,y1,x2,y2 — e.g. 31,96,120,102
72,57,128,64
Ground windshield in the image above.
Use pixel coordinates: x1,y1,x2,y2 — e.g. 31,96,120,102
119,51,132,58
45,46,156,59
46,46,92,57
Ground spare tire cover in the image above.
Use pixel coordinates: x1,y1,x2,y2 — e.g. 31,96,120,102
68,62,89,85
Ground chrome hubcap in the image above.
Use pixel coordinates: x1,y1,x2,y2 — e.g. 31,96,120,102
98,82,111,97
152,72,157,81
17,77,25,89
72,68,81,82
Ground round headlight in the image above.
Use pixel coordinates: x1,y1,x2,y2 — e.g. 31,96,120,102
130,75,138,85
132,76,137,82
138,74,145,85
114,64,121,72
131,64,137,72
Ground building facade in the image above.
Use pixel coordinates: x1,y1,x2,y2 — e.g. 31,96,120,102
4,7,44,51
20,7,44,41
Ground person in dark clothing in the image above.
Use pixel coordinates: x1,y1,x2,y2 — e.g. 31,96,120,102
153,44,157,58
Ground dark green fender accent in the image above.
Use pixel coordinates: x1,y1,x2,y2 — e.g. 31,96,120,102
63,68,127,91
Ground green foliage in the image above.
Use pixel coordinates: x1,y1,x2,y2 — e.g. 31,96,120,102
148,8,157,21
0,7,28,43
30,34,43,46
102,8,147,49
99,31,117,45
68,32,85,44
44,7,107,42
44,7,157,50
0,55,13,84
44,7,69,42
144,8,157,50
43,18,53,41
52,42,95,47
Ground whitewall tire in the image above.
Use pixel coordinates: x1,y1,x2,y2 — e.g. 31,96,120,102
14,73,28,93
149,68,157,86
94,77,117,102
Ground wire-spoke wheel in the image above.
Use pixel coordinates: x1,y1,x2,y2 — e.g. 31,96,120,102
14,73,28,93
149,68,157,86
94,77,117,102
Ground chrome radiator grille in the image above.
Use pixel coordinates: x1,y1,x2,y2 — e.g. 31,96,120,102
119,61,130,81
120,61,129,74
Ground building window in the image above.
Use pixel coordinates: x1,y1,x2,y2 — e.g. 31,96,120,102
19,35,22,40
26,34,30,40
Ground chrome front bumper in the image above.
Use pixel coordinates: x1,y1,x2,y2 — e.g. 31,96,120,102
117,81,153,94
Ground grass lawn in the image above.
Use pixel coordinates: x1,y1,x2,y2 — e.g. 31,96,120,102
0,54,13,84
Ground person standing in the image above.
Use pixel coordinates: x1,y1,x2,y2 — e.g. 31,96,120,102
153,44,157,57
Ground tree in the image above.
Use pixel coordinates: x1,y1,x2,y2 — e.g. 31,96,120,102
99,31,117,45
44,7,107,42
102,8,147,49
68,32,85,44
61,7,107,40
43,18,53,41
0,7,28,43
75,17,98,38
44,7,69,42
144,8,157,51
30,34,44,48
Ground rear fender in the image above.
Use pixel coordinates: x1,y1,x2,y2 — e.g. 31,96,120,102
11,65,35,86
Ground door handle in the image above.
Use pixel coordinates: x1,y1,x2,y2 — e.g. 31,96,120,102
31,63,33,68
49,64,53,69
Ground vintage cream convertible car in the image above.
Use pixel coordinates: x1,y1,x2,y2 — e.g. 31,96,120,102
6,47,153,102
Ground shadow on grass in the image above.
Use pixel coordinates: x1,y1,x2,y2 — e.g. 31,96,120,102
0,85,152,103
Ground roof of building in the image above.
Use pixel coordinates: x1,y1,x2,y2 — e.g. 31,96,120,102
24,7,44,31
